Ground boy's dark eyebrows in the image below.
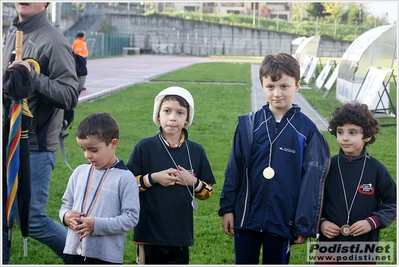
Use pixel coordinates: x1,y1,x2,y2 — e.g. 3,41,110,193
349,128,362,132
80,144,100,149
161,104,187,110
337,126,362,132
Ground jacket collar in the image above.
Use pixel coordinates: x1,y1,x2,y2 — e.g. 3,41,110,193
263,103,301,120
338,148,369,163
158,126,189,141
113,160,128,170
13,10,48,33
84,159,128,170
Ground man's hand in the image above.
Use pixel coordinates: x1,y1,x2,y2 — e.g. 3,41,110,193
9,59,31,72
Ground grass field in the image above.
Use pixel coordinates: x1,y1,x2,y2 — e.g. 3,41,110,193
7,61,397,265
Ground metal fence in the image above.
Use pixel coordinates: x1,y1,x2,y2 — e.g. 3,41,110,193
64,32,131,58
65,32,130,58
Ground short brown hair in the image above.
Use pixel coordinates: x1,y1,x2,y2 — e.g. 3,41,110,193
259,53,300,85
76,112,119,145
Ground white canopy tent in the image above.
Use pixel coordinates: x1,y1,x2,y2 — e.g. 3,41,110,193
336,24,397,111
293,35,321,67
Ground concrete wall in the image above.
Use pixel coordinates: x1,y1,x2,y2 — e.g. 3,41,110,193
109,13,352,57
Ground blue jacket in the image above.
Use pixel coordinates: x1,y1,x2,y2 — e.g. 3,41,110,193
219,104,330,240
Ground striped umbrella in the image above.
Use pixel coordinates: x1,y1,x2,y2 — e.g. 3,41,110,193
3,30,34,256
3,90,33,258
5,99,22,230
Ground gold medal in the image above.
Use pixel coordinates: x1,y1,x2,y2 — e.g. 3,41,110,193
76,244,82,255
341,224,351,236
263,167,275,179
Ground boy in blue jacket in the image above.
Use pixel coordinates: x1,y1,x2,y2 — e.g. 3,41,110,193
219,53,330,264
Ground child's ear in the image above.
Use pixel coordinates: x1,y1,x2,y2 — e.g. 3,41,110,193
111,138,119,148
364,136,372,143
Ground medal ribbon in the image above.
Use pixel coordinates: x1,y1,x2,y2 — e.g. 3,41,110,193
263,110,295,168
338,154,367,224
81,161,115,217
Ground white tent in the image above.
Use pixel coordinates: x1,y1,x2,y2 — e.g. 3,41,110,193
336,24,397,110
293,35,321,67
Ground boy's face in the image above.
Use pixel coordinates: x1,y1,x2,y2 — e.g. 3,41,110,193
336,124,371,157
158,99,188,137
76,135,118,170
261,73,299,117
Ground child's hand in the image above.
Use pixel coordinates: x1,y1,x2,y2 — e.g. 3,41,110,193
176,165,198,187
152,168,179,187
222,213,235,236
75,216,95,241
293,234,307,244
320,220,341,239
350,220,372,236
64,210,84,231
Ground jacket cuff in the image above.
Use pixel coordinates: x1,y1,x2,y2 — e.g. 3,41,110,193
194,178,201,191
366,216,379,230
319,217,327,227
139,173,153,190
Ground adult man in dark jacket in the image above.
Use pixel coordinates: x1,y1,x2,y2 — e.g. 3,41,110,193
2,2,79,264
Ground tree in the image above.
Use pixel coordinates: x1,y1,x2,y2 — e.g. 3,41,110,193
343,2,362,25
290,2,311,21
99,18,116,33
307,2,326,19
322,2,344,23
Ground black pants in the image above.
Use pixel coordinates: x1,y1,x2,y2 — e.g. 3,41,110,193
64,254,119,264
234,229,291,264
136,244,189,264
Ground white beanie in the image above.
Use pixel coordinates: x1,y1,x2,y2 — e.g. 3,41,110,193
153,86,195,128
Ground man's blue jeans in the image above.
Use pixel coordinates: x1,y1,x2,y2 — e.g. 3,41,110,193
19,151,67,261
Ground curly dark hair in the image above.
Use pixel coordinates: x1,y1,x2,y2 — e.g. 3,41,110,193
328,101,380,146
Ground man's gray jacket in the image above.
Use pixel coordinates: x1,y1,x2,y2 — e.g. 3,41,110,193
2,10,79,152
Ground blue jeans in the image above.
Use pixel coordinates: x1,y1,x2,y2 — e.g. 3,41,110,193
18,151,67,261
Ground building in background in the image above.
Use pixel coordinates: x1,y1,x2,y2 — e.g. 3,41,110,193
1,2,392,58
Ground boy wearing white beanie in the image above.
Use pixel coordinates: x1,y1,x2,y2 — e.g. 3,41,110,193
127,86,216,264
